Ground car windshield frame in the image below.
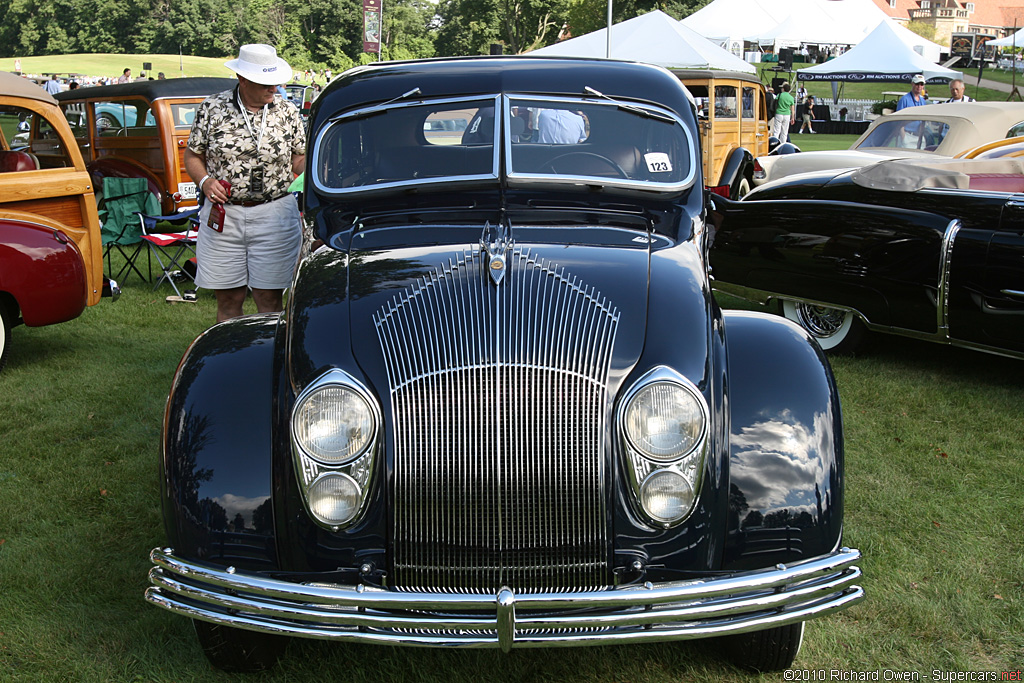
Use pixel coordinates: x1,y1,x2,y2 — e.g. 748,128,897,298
311,93,696,197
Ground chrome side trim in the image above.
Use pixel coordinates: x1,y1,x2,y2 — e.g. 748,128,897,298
146,547,864,648
936,219,960,342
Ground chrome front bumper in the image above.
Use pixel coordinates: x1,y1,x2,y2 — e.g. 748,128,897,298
146,547,863,650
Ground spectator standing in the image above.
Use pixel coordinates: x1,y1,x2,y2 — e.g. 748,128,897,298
184,44,306,323
772,82,795,143
796,84,808,103
799,95,816,134
43,75,62,95
117,68,131,84
157,72,166,80
944,79,975,103
896,75,929,110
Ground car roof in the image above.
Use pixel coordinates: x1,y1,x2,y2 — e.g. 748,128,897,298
53,77,238,102
316,57,693,121
670,69,764,85
854,101,1024,154
0,71,58,105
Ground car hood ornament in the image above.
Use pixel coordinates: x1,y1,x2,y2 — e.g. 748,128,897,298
480,219,513,286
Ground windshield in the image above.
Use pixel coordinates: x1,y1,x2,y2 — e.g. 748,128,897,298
506,97,693,188
856,119,951,152
315,96,499,191
313,94,694,194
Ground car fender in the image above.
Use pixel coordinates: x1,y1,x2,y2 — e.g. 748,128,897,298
161,313,284,570
708,196,955,333
0,218,87,327
715,147,754,196
721,310,844,570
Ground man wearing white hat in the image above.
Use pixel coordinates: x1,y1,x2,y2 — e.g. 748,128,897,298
896,75,929,111
184,43,307,322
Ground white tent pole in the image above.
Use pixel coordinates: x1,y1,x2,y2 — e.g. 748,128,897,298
607,0,613,58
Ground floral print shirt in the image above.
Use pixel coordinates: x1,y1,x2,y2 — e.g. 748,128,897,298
188,87,306,202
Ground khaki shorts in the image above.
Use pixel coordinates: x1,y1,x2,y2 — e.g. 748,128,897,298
195,194,302,291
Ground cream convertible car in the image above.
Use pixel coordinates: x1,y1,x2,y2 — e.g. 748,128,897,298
753,101,1024,186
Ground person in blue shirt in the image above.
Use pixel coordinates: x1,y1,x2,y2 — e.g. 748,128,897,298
897,75,929,110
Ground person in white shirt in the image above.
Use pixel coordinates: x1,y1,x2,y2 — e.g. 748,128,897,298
944,79,975,103
537,109,586,144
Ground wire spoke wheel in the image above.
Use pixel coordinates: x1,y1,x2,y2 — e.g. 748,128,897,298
782,300,865,353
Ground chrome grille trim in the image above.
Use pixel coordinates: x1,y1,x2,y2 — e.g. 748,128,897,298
373,248,620,593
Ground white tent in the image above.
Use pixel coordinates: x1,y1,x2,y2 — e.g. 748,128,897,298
884,15,944,62
679,0,780,51
530,10,756,72
746,10,865,48
681,0,944,60
797,19,962,83
988,27,1024,48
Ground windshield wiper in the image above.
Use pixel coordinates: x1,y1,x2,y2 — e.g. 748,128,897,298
583,86,675,123
330,87,423,123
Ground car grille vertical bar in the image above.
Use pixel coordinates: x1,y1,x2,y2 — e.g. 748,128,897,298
374,247,620,593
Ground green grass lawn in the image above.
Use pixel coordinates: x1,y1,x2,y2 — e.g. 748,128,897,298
0,248,1020,680
0,53,233,80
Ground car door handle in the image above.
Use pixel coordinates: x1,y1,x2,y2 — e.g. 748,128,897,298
1001,289,1024,300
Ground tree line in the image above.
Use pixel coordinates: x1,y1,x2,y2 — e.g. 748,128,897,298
0,0,709,71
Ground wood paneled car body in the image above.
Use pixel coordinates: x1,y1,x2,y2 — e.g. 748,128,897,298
49,78,235,213
144,57,863,673
675,69,771,198
0,72,108,372
710,157,1024,357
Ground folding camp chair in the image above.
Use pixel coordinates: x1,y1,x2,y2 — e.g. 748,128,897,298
99,177,161,284
135,208,200,299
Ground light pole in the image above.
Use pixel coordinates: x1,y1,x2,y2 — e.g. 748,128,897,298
606,0,613,58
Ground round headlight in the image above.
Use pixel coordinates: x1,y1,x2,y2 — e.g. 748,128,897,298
640,470,694,523
307,473,362,526
294,385,374,464
624,382,705,461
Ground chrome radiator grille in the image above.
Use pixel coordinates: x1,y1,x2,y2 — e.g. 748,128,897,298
374,248,620,593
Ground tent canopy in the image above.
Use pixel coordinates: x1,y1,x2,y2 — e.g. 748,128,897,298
681,0,944,61
988,27,1024,47
797,20,962,83
746,9,864,47
530,10,756,73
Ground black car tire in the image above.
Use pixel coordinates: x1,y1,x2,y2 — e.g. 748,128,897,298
782,300,865,354
719,621,804,672
0,306,11,373
192,620,288,673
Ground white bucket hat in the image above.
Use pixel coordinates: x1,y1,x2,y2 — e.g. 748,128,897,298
225,44,292,85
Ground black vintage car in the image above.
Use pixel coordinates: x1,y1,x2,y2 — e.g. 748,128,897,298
145,57,863,673
710,157,1024,357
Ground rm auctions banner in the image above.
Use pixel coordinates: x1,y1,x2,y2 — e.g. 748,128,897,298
798,72,948,83
363,0,382,55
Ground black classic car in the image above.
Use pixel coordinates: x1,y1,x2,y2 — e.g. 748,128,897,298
710,157,1024,357
144,57,863,672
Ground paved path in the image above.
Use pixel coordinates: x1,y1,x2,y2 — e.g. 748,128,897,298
974,75,1024,96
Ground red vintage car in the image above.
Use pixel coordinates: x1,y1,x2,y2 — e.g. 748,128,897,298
0,71,110,371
